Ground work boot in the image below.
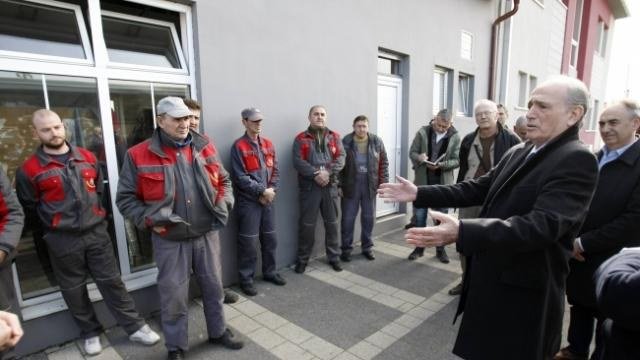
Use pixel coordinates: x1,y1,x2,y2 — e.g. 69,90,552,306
224,289,239,304
408,247,424,260
167,349,184,360
448,282,463,296
240,283,258,297
209,329,244,350
295,262,307,274
264,273,286,286
362,251,375,261
436,247,450,263
329,261,343,272
340,252,352,262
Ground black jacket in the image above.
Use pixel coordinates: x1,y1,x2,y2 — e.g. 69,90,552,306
567,140,640,308
415,125,598,359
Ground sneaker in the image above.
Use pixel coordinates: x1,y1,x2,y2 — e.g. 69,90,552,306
129,324,161,345
209,328,244,350
240,283,258,296
224,289,239,304
84,336,102,356
329,261,343,272
436,248,450,264
167,349,185,360
294,262,307,274
553,347,588,360
407,248,424,261
264,273,286,286
362,251,375,261
448,282,463,296
340,253,352,262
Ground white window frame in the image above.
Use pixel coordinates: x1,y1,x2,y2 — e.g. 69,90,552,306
460,30,473,60
0,0,197,320
457,72,474,116
433,66,452,116
516,71,538,109
0,0,94,66
570,0,584,69
101,10,188,74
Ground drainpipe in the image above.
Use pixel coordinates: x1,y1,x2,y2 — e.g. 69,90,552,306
489,0,520,100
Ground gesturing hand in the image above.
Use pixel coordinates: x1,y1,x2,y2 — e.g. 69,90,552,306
377,175,418,203
405,210,459,248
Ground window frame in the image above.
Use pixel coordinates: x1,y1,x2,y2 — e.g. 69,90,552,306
0,0,95,66
101,10,188,74
433,66,453,116
460,30,473,61
457,72,474,116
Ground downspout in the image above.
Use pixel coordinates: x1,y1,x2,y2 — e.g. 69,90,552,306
489,0,520,100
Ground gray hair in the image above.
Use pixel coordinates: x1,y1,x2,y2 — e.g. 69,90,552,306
514,115,527,127
540,76,590,122
613,99,640,120
436,108,452,121
474,99,498,112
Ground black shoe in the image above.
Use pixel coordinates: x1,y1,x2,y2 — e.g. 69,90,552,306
209,328,244,350
240,283,257,297
168,349,185,360
295,262,306,274
436,248,450,264
448,283,463,296
408,248,424,261
264,273,286,286
362,251,375,261
329,261,343,272
223,289,239,304
404,222,415,229
340,253,352,262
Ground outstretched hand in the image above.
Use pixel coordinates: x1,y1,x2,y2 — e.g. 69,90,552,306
377,175,418,203
405,210,459,248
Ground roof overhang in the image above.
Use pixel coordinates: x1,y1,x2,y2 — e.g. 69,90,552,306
608,0,630,19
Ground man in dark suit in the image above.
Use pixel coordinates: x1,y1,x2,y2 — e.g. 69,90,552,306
593,248,640,360
378,76,599,359
555,100,640,360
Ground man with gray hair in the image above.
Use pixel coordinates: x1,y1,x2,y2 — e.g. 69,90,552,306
378,76,599,359
556,99,640,360
406,109,460,263
117,97,243,359
447,99,520,295
514,115,528,140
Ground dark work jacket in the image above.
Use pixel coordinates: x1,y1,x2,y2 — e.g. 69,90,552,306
594,250,640,360
414,125,598,360
456,122,521,183
339,132,389,199
567,140,640,308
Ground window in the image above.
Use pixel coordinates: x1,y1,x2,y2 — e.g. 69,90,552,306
518,72,537,108
433,67,452,116
596,20,608,56
460,31,473,60
570,0,584,68
458,73,474,116
102,11,187,70
0,0,93,62
378,55,400,75
589,99,600,130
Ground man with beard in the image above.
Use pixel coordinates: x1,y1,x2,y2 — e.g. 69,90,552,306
16,109,159,356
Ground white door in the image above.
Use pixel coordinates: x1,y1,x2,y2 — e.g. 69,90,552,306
376,75,402,217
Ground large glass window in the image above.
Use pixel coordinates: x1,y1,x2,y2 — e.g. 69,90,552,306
109,80,188,270
0,0,90,61
0,71,114,299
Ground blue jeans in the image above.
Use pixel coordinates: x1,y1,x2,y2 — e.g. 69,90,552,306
412,207,448,254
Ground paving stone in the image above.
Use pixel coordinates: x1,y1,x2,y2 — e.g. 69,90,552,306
90,346,123,360
406,306,435,321
397,302,415,313
274,323,314,345
299,337,342,360
394,314,423,329
253,311,289,330
367,282,397,295
347,284,377,299
365,330,397,349
348,341,383,360
419,299,447,312
392,289,425,305
270,342,313,360
333,351,362,360
322,276,354,289
247,327,286,350
227,314,262,334
233,300,268,317
46,343,83,360
371,293,405,309
379,322,412,339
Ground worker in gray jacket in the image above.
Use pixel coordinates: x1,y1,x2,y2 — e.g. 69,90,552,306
116,97,243,360
339,115,389,262
0,167,24,360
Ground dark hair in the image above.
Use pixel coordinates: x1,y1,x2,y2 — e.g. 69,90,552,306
436,109,452,121
183,98,201,111
353,115,369,126
309,105,326,116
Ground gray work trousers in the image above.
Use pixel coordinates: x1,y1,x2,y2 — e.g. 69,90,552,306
340,174,375,254
152,231,225,352
297,183,340,264
236,199,277,285
44,223,143,339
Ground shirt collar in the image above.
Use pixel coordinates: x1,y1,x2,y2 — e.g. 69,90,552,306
602,139,637,158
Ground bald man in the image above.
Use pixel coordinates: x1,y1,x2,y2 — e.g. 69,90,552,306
514,116,528,141
16,110,159,356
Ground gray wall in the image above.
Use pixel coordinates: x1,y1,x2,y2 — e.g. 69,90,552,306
192,0,496,283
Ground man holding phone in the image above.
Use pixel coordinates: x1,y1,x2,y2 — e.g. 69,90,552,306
407,109,460,263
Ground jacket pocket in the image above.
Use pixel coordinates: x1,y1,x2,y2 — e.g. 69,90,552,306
37,175,65,202
138,172,165,201
80,168,98,193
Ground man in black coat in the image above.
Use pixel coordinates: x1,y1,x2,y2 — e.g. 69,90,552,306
593,248,640,360
378,76,599,359
555,100,640,360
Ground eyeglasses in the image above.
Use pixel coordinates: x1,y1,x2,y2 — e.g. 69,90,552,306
475,111,495,118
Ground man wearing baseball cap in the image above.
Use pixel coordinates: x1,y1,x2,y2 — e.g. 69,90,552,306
230,107,285,297
117,97,243,359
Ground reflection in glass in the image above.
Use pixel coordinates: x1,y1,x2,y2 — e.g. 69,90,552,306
109,81,188,270
0,0,86,59
103,16,181,68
